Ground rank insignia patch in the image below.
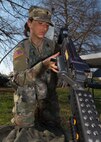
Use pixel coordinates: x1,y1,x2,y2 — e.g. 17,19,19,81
13,48,24,59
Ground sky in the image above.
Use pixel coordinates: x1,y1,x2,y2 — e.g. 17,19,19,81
0,0,45,75
0,61,13,75
98,0,101,10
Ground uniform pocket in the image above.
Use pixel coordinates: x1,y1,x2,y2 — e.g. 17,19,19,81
13,86,36,127
35,79,47,100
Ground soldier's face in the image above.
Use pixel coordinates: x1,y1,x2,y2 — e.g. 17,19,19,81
28,20,49,39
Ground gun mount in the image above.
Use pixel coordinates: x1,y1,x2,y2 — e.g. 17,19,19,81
57,27,101,142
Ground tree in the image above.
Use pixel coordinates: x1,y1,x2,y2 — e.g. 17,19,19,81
42,0,101,53
0,0,41,74
0,0,101,74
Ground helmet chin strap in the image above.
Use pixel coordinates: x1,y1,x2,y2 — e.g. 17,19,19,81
0,40,24,64
0,46,16,64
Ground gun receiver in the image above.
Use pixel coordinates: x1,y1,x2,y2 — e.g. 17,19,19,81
57,28,101,142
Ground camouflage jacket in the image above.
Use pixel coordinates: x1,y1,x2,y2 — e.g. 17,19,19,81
11,37,58,127
13,37,55,84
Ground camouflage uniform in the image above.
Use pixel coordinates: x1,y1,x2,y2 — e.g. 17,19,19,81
11,37,61,127
3,6,66,142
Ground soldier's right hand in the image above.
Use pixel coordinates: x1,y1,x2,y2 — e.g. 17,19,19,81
42,52,60,73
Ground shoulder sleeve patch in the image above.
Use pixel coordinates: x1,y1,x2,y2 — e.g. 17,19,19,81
13,47,24,59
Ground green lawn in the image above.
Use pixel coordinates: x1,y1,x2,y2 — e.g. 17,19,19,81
0,93,13,125
0,88,101,125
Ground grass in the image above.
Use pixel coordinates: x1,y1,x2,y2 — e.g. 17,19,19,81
0,88,101,125
57,88,71,121
93,89,101,119
0,93,13,125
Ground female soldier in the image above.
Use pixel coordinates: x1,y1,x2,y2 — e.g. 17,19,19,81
4,5,66,142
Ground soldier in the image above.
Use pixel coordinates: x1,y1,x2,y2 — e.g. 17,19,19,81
3,5,66,142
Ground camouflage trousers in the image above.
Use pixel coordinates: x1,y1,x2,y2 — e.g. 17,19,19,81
3,86,68,141
2,126,65,142
3,96,68,142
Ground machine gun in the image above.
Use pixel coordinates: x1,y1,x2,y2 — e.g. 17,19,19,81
56,28,101,142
